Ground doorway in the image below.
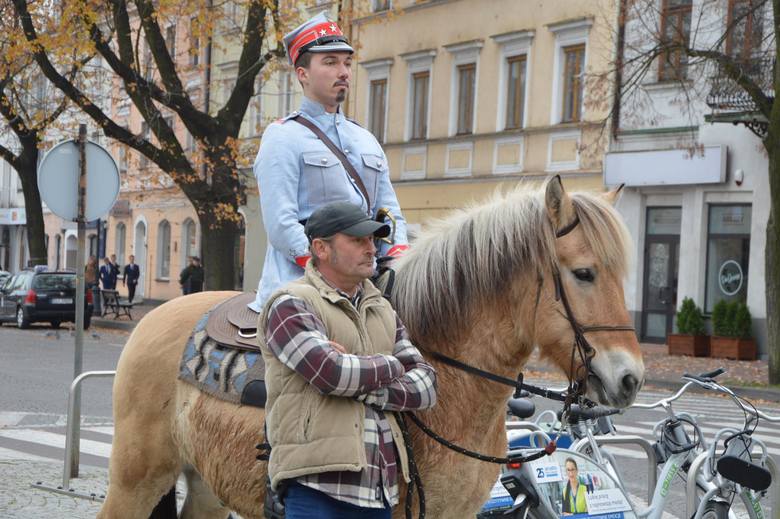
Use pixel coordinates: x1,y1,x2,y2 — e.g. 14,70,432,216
641,207,681,343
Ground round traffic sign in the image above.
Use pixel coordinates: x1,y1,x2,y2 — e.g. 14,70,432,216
38,139,120,221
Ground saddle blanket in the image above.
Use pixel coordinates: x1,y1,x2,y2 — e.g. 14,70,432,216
178,310,267,407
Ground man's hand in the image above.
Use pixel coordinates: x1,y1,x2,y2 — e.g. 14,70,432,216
328,341,347,354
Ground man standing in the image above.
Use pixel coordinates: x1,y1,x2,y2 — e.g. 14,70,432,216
260,202,436,519
122,255,140,303
179,256,204,295
249,12,409,312
99,257,117,290
109,254,121,284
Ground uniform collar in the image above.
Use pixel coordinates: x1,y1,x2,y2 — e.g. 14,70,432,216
300,96,345,122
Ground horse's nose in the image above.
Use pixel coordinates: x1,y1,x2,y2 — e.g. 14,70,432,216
622,373,640,396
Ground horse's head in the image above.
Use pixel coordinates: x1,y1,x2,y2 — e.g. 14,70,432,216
533,176,644,408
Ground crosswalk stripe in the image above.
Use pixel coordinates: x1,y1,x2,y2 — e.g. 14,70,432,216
83,426,115,435
615,423,780,453
0,428,112,458
0,445,50,461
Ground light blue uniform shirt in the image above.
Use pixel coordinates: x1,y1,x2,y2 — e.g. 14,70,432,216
250,96,408,311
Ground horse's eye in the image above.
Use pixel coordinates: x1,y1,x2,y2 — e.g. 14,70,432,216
573,269,595,283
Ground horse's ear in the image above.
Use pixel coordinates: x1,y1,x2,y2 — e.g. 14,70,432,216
545,175,575,232
603,183,625,206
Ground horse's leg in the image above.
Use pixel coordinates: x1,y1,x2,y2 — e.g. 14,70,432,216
180,465,232,519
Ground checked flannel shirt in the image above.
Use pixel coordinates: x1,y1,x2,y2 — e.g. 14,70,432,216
264,289,437,508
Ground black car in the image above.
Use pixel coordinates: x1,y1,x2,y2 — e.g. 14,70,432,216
0,270,93,329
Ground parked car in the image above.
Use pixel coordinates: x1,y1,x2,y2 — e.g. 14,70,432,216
0,271,10,288
0,270,93,329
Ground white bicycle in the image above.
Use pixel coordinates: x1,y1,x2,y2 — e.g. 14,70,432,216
482,368,779,519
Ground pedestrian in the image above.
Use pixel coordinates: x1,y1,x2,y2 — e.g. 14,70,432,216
109,253,120,282
259,201,437,519
179,256,204,295
123,254,140,303
248,12,409,312
99,256,118,290
85,256,98,289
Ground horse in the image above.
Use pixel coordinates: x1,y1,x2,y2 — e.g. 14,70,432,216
97,176,644,519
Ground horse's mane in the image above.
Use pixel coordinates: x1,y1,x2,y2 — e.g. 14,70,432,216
391,184,630,343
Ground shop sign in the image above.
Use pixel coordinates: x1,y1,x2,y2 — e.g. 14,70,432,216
0,208,26,225
718,260,743,296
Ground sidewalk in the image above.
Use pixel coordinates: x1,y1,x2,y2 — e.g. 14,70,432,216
90,299,164,332
523,342,778,403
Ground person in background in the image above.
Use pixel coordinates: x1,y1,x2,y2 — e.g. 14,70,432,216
123,254,140,303
179,256,204,295
99,256,118,290
109,254,121,283
85,256,98,289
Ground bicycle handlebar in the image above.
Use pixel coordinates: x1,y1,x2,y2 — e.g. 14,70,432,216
682,367,725,382
558,404,622,424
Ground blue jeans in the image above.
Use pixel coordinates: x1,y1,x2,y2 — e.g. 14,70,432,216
284,482,391,519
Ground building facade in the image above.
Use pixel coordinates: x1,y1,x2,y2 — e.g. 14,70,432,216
606,0,771,354
347,0,619,231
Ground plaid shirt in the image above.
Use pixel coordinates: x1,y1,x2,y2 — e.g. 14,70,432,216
264,289,437,508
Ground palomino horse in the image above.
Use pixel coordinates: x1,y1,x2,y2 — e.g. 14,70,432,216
98,177,644,519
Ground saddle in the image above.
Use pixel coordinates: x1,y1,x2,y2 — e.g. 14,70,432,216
205,292,261,352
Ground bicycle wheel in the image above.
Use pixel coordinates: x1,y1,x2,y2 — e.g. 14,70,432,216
698,500,729,519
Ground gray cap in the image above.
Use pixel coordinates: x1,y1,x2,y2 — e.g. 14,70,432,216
284,12,354,66
305,202,390,241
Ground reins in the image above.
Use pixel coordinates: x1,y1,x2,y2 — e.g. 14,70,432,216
400,213,636,519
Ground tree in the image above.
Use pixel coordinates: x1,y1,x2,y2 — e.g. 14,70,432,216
612,0,779,382
0,1,76,268
10,0,289,289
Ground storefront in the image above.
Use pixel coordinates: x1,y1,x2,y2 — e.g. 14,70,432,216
605,124,768,356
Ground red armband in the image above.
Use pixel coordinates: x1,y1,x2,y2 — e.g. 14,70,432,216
386,245,410,258
295,255,310,269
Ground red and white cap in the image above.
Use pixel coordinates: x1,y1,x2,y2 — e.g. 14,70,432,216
284,13,354,66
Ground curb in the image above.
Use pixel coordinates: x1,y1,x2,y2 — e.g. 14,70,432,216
92,319,136,332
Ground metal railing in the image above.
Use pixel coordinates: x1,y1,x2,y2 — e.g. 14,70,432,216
706,56,775,112
31,370,116,501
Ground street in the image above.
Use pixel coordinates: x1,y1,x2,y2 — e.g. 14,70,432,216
0,325,778,518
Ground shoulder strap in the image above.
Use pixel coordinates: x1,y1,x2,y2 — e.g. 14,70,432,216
292,115,371,210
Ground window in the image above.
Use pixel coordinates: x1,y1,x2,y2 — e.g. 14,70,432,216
119,146,128,175
726,0,764,62
369,79,387,141
157,220,171,278
166,25,176,58
182,218,197,267
455,63,476,135
561,44,585,122
372,0,391,11
139,122,150,168
505,55,527,129
705,205,751,313
88,234,98,258
659,0,692,81
143,43,153,80
190,17,200,66
278,71,293,118
116,223,126,266
411,71,429,140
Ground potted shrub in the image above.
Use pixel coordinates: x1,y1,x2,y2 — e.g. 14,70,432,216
667,297,709,356
710,300,757,360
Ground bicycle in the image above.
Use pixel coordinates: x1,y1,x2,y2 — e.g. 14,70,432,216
484,368,779,519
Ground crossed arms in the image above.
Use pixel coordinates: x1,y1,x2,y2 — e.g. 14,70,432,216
264,294,436,411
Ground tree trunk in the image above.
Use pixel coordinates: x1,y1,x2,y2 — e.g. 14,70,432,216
17,144,47,268
767,143,780,384
199,213,239,291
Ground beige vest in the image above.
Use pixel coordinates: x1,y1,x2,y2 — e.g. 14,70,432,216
258,263,410,490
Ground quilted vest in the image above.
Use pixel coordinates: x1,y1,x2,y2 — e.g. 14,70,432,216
258,263,410,490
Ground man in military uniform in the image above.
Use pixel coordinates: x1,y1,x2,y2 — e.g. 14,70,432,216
249,12,409,312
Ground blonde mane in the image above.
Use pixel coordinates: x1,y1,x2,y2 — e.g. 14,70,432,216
392,184,630,343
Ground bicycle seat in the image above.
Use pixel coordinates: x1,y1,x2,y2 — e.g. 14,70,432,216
716,455,771,491
507,398,535,419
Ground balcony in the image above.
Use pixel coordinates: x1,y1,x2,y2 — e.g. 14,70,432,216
705,56,774,137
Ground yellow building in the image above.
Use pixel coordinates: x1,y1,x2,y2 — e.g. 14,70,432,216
348,0,617,228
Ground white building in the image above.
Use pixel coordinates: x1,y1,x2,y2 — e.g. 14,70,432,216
606,0,771,355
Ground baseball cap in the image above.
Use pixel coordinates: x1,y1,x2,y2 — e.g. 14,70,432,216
305,202,390,241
